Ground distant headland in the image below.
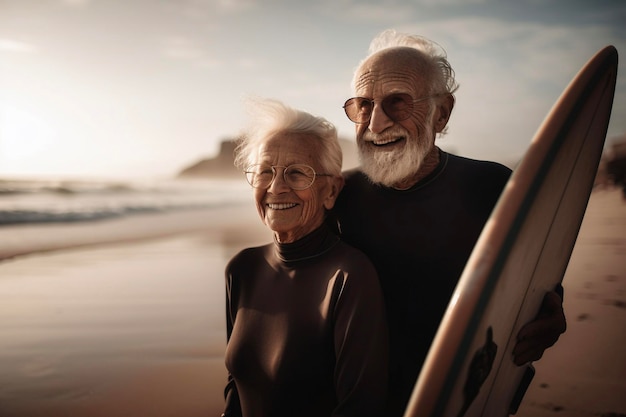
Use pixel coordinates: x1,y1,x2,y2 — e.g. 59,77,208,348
177,137,359,179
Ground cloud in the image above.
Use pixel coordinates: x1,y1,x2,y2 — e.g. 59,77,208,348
235,58,264,69
407,0,487,5
334,2,415,22
319,0,488,23
160,35,269,70
169,0,257,19
160,36,223,68
59,0,91,7
162,36,206,60
217,0,257,13
0,39,38,53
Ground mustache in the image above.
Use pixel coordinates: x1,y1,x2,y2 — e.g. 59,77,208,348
362,126,410,142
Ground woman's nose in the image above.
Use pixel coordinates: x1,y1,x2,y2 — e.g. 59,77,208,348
267,168,290,193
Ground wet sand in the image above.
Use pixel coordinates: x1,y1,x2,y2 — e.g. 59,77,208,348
0,204,270,417
0,189,624,416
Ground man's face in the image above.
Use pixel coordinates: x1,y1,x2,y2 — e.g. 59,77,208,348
353,47,437,187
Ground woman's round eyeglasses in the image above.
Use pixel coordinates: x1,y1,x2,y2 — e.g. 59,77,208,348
343,93,440,124
244,164,332,190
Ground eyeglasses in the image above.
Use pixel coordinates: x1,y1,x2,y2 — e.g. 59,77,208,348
343,93,439,124
244,164,333,190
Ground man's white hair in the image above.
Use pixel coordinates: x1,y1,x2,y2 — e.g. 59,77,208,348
352,29,459,96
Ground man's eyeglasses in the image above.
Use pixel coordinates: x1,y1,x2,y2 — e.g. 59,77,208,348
343,93,439,124
244,164,333,190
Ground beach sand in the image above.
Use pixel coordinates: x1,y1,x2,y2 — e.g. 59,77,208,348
0,189,624,416
516,187,626,417
0,204,271,417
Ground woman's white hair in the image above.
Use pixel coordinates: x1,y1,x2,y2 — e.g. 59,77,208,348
234,96,342,176
353,29,459,96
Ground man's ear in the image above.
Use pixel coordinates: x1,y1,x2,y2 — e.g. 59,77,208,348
434,93,455,133
323,175,345,210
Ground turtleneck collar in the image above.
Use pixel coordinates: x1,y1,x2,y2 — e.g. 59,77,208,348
274,223,340,264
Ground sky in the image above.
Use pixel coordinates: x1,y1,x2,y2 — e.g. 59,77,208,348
1,0,625,180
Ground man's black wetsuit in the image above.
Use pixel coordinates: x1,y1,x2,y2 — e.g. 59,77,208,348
333,149,512,416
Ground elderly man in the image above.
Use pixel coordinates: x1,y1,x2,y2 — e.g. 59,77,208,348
332,29,567,416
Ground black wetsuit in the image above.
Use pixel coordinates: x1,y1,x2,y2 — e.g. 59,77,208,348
333,149,512,416
223,225,389,417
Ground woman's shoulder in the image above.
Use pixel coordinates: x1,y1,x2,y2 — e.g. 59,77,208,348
328,240,385,303
226,243,272,273
332,239,378,275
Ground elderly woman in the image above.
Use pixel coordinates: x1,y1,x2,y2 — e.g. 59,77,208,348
222,97,388,417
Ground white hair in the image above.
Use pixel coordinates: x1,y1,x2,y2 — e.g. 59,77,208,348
353,29,459,96
234,96,342,176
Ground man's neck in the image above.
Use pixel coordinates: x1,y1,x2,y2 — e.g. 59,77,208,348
391,146,440,190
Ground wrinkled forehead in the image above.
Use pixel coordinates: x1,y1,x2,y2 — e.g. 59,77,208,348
355,47,431,96
255,132,322,165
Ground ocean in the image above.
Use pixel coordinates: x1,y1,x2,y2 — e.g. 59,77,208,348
0,176,264,260
0,177,251,226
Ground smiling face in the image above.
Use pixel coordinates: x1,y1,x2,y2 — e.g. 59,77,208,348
354,47,448,188
253,132,342,243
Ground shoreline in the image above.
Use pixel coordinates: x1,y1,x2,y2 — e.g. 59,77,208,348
0,202,272,262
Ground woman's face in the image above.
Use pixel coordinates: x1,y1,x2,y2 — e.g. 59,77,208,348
252,132,341,243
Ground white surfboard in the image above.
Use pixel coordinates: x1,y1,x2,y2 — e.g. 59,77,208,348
404,45,619,417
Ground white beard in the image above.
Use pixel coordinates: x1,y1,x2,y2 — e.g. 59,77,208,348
358,123,435,188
